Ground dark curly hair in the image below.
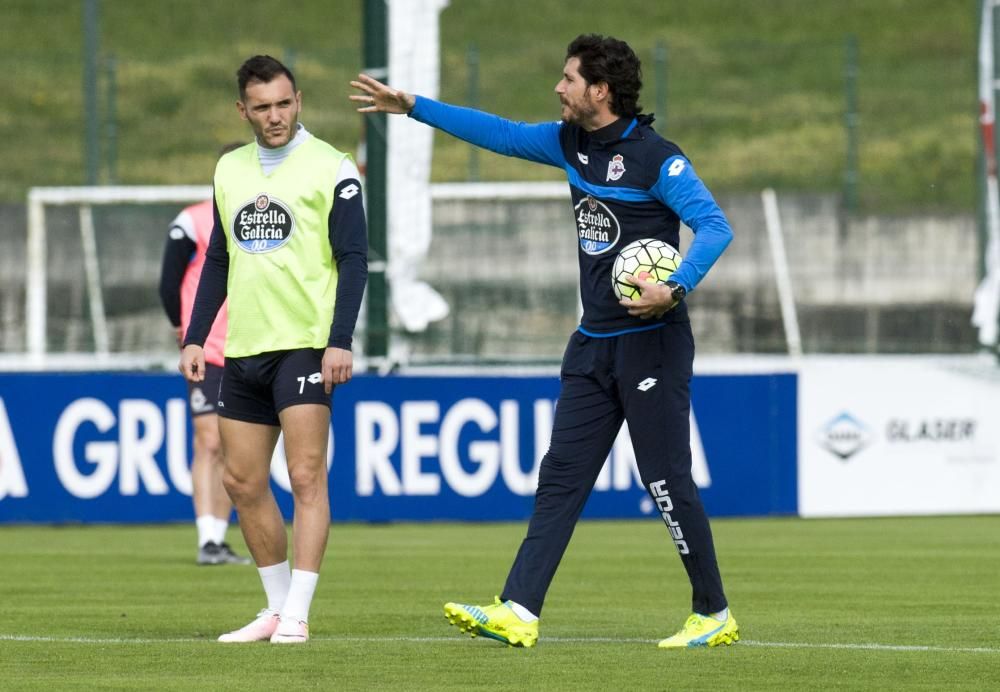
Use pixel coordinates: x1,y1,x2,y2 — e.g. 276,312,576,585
566,34,642,118
236,55,297,101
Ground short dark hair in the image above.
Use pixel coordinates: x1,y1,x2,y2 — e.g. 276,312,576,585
566,34,642,118
236,55,297,100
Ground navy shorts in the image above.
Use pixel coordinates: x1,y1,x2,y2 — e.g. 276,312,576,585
219,349,331,426
186,362,223,417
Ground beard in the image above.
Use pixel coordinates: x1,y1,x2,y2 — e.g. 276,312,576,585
560,98,599,126
254,112,299,148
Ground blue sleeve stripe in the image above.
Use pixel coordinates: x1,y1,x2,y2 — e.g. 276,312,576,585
650,156,733,292
564,166,655,202
409,96,564,168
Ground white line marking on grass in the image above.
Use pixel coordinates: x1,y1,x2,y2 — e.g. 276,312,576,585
740,640,999,655
1,635,202,644
1,633,997,655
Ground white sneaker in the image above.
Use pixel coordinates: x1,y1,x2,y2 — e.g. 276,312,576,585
270,616,309,644
217,609,279,643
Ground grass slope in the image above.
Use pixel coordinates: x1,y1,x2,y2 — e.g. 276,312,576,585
2,0,976,211
1,516,998,690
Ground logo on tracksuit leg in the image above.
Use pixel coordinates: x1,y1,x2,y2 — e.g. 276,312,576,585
637,377,658,392
649,479,690,555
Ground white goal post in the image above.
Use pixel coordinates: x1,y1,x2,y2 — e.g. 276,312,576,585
761,188,803,357
26,185,212,362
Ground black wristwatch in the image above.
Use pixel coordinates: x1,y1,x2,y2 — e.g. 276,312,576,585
666,280,687,303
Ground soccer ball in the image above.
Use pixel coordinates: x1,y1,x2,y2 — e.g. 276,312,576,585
611,238,682,300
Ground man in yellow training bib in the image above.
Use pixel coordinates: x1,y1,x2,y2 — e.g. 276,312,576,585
180,55,368,645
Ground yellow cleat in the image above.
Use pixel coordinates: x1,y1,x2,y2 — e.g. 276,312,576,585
658,611,740,649
444,597,539,648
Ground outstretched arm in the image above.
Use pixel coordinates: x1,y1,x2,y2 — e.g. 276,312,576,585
350,74,564,168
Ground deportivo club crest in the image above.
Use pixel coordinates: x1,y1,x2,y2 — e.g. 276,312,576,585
606,153,626,182
232,193,295,254
574,195,621,255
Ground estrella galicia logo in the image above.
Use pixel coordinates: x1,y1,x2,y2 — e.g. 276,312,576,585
817,412,872,461
232,193,295,253
574,196,621,255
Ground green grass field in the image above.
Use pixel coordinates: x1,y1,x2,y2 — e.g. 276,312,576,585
2,516,998,690
3,0,975,211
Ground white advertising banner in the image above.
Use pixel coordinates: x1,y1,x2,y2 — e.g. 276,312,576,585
799,356,1000,517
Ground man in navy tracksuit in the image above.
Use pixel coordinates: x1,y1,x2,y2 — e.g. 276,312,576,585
352,34,737,649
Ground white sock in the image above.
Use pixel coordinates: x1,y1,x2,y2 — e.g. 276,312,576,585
506,600,538,623
211,517,229,545
258,561,291,613
711,608,729,622
280,569,320,623
195,515,216,548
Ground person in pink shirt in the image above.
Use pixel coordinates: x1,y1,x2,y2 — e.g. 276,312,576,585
159,143,250,566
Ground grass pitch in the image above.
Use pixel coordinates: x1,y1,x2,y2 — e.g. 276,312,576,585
2,516,998,690
4,0,974,210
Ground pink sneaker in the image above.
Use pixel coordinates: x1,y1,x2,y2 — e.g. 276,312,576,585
270,616,309,644
217,609,279,643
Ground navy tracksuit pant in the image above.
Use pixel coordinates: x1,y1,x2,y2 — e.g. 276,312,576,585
501,323,728,616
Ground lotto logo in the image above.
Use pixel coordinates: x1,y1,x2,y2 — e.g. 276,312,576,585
339,183,360,200
637,377,658,391
189,387,211,414
667,159,686,177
